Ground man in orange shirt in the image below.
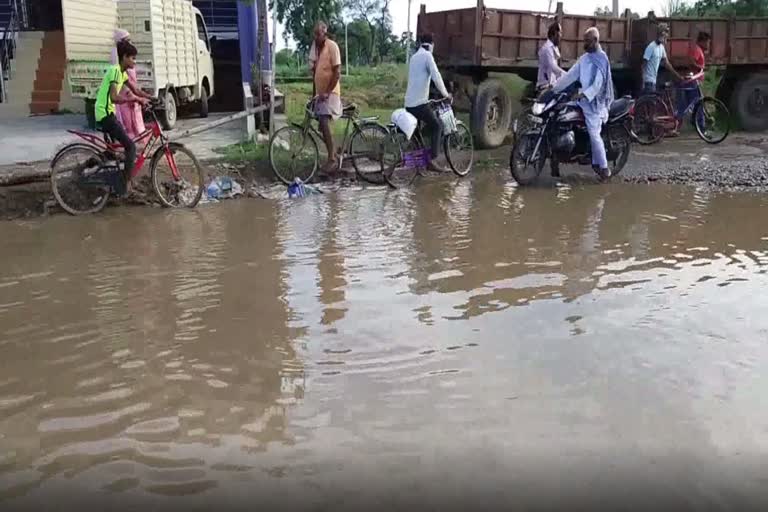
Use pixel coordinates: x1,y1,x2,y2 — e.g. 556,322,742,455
309,21,342,173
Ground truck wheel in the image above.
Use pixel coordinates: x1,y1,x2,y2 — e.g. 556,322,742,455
159,91,177,130
732,73,768,131
200,86,209,119
471,79,512,149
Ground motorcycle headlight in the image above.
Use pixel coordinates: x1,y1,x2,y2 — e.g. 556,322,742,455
531,102,545,116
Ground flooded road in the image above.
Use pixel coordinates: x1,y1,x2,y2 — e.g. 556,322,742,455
2,174,768,510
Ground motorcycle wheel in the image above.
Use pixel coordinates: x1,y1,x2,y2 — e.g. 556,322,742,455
510,133,547,186
611,141,631,176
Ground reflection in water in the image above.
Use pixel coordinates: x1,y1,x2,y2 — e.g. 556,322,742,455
2,175,768,508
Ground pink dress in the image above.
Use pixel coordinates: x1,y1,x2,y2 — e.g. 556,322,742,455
117,68,146,139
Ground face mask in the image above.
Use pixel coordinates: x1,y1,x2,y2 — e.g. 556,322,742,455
422,43,434,53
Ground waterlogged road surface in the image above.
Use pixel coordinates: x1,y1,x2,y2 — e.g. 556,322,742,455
2,175,768,510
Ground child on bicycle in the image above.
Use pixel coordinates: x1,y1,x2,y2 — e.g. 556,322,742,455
95,40,152,193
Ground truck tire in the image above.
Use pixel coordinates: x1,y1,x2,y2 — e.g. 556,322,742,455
200,86,209,119
471,79,512,149
159,91,177,130
732,73,768,132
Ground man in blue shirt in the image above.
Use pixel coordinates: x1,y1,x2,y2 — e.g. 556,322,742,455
642,24,681,94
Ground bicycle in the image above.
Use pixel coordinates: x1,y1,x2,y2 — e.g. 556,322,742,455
632,71,731,145
50,99,204,215
269,97,390,185
381,98,474,188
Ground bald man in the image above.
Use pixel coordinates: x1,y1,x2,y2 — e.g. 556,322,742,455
553,27,614,180
308,21,342,172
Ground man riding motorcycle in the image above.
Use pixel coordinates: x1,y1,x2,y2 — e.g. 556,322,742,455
551,26,614,180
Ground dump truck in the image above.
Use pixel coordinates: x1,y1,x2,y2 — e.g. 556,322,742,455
63,0,214,130
418,1,768,147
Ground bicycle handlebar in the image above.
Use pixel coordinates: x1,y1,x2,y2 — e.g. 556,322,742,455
428,97,453,106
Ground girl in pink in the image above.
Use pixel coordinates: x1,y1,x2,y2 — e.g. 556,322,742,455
117,66,146,139
111,29,146,138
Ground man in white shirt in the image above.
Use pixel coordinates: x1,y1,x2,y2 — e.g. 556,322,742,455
404,33,451,171
537,22,565,89
553,27,614,180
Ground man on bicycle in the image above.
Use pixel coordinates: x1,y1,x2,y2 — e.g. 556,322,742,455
308,21,342,174
677,31,711,121
404,33,451,172
95,40,151,193
642,24,681,95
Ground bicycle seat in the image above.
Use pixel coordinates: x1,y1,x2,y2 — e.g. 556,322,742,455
341,103,358,118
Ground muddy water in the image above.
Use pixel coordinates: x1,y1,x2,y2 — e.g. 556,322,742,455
2,175,768,510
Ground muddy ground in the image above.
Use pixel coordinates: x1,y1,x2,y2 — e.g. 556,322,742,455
1,132,767,220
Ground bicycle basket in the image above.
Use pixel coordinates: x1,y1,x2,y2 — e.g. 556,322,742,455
437,104,458,134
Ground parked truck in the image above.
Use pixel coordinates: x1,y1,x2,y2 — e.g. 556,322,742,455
63,0,214,129
418,1,768,148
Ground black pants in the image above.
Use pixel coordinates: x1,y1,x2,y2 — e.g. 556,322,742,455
101,114,136,183
406,104,443,160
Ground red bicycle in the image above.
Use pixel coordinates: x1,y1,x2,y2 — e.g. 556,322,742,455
632,71,731,145
50,100,204,215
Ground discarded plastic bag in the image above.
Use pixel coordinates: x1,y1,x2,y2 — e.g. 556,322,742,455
287,178,321,198
205,176,244,200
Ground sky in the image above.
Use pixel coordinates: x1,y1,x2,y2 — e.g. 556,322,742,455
271,0,670,50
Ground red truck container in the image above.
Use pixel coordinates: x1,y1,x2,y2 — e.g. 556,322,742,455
418,2,768,147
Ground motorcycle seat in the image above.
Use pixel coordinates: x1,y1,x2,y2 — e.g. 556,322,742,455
608,96,632,121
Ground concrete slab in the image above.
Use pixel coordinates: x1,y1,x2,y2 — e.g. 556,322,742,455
0,112,250,166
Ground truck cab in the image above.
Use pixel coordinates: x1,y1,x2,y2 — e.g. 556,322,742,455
192,7,214,117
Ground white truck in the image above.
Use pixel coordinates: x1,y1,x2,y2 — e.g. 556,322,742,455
63,0,214,129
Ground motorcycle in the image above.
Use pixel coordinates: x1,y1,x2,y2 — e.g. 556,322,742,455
510,86,635,185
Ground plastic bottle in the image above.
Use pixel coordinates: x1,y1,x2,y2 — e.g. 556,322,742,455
206,180,221,199
288,177,306,198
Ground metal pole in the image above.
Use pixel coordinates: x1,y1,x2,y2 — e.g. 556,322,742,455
269,12,277,138
406,0,412,66
0,60,5,104
345,21,349,76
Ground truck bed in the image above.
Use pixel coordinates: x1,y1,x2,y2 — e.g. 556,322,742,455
417,4,631,72
632,15,768,69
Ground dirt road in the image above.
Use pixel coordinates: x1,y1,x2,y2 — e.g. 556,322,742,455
1,132,767,220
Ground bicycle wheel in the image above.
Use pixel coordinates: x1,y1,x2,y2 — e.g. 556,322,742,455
350,122,388,185
269,124,319,185
151,142,204,208
694,97,730,144
509,133,546,186
50,144,110,215
632,95,666,145
383,130,420,189
444,121,474,177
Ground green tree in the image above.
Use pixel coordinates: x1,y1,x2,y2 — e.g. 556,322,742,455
345,0,380,63
344,18,373,64
275,48,295,66
663,0,768,16
374,0,393,62
271,0,344,52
